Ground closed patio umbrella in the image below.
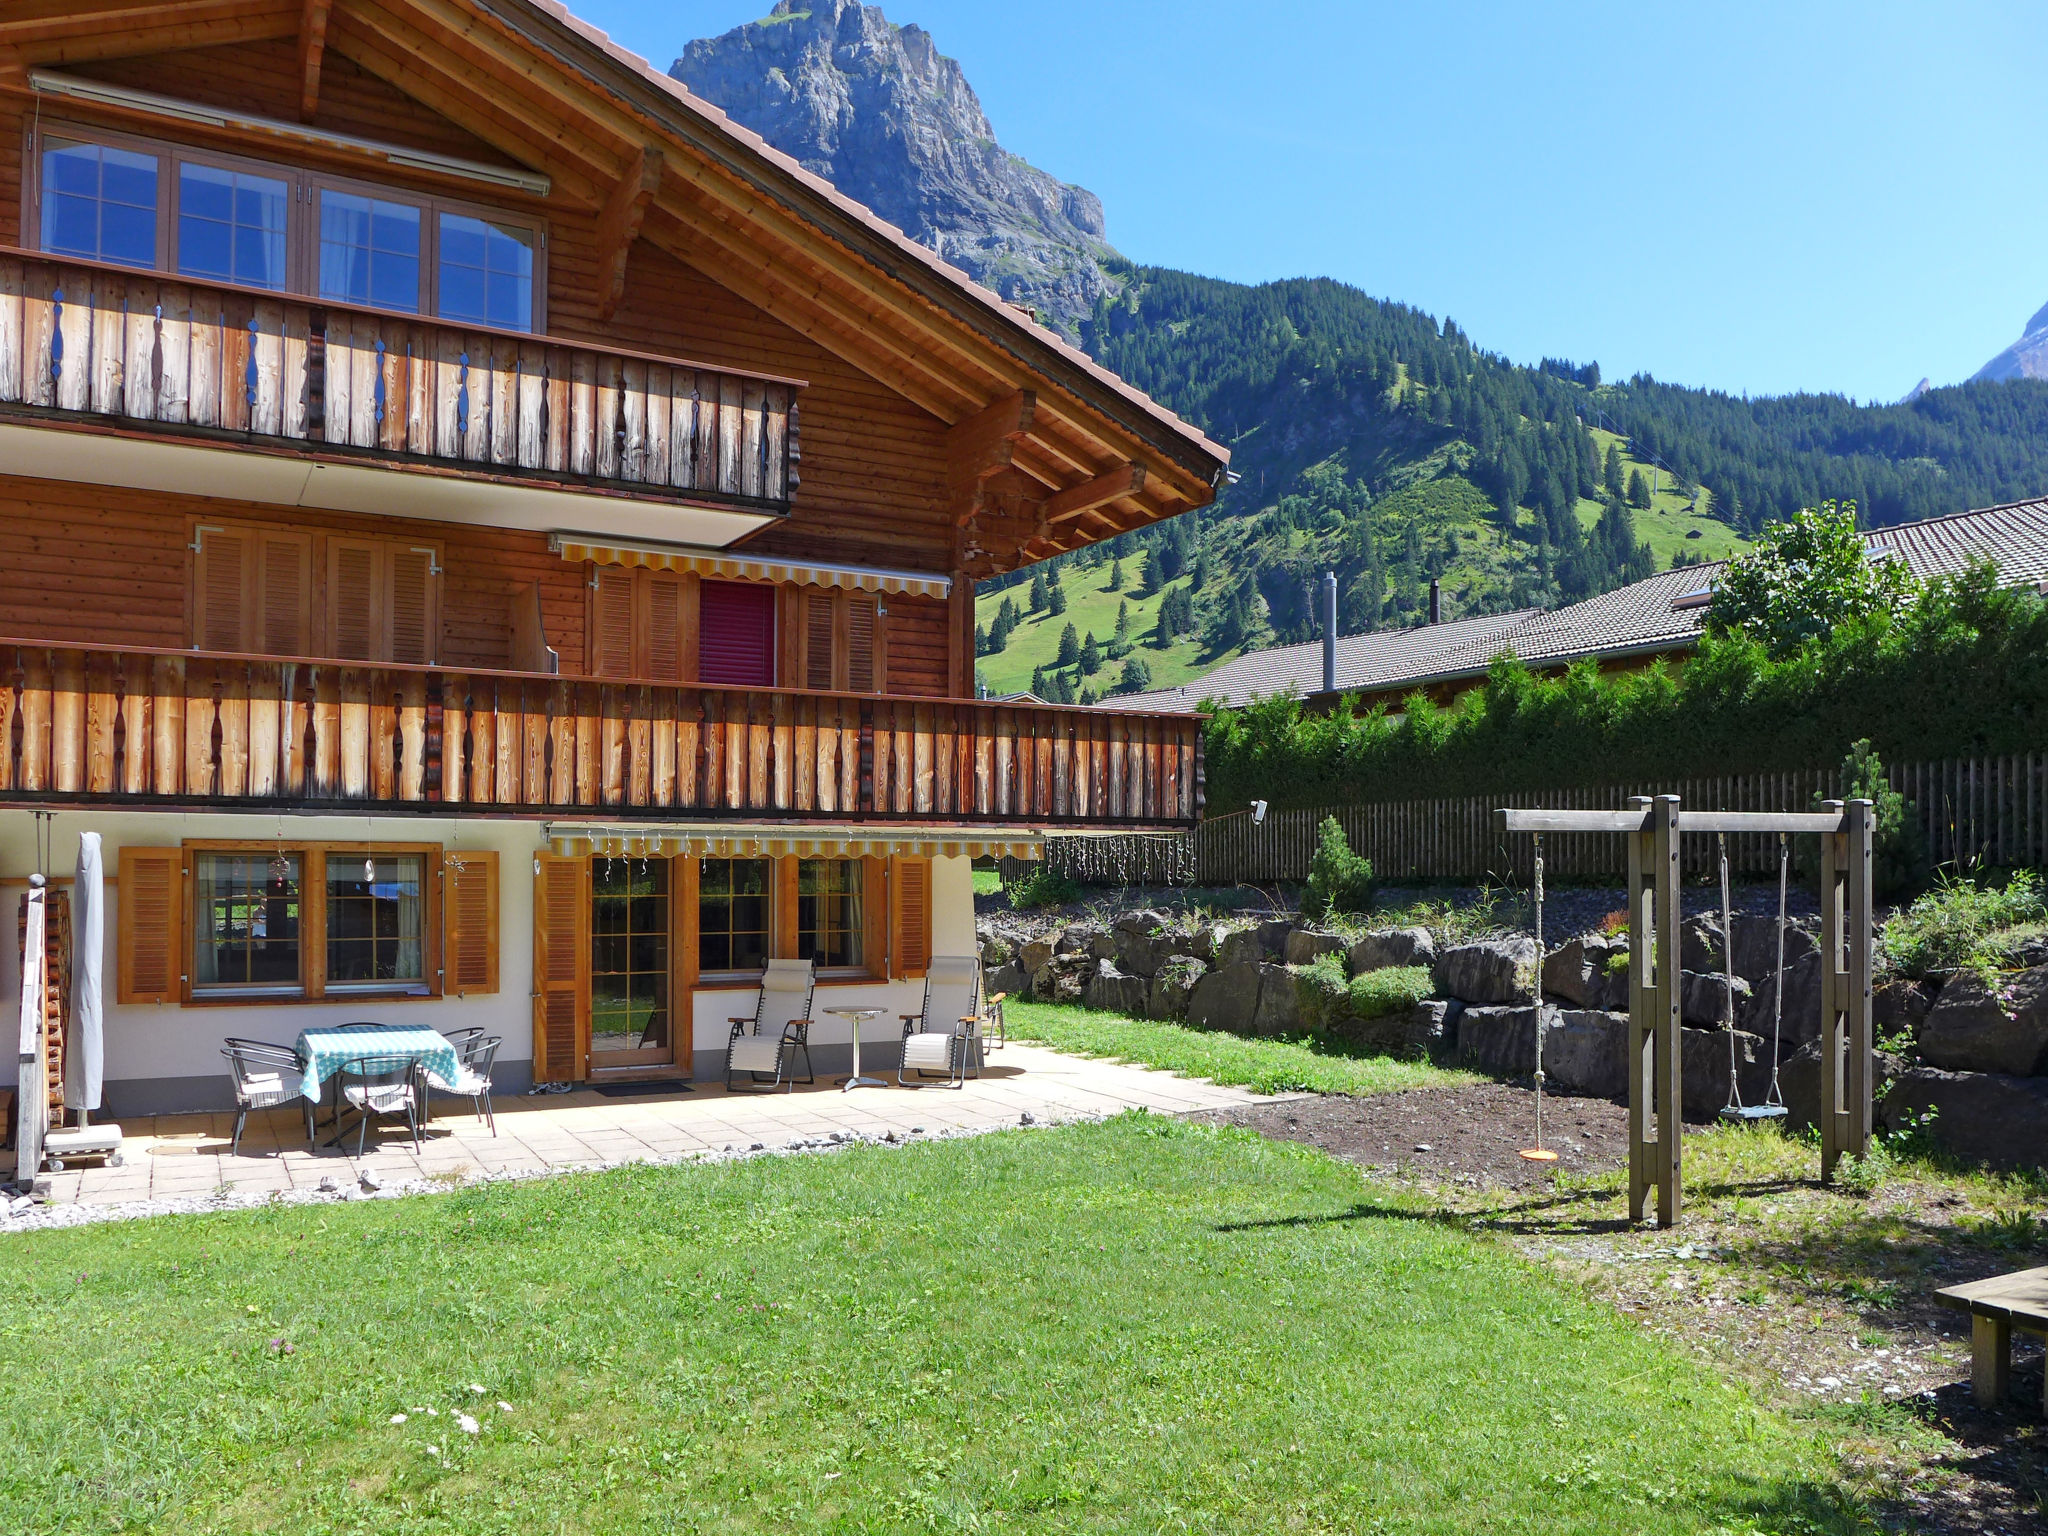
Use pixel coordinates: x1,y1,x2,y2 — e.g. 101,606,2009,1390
65,831,103,1116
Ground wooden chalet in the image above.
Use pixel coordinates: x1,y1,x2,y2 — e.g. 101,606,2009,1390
0,0,1226,1108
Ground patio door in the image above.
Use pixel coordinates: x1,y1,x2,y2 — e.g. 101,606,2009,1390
589,857,675,1070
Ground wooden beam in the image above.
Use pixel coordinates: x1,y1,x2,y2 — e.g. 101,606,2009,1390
1044,461,1146,526
1,8,295,65
946,389,1036,515
298,0,333,121
595,146,664,323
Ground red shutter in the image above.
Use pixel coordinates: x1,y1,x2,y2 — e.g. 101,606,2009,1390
699,581,777,687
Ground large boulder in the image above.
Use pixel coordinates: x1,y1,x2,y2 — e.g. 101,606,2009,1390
1918,967,2048,1076
1251,964,1303,1035
1680,1026,1772,1120
1216,928,1267,970
1874,978,1935,1040
1082,959,1150,1017
1115,908,1170,937
1184,924,1229,963
1543,935,1625,1009
1113,927,1170,978
1284,928,1347,966
1729,913,1819,988
1779,1043,1908,1136
1257,918,1296,956
1147,955,1206,1021
979,932,1015,969
1187,961,1264,1033
1454,1005,1546,1076
986,961,1030,1002
1543,1010,1630,1097
1679,969,1752,1029
1743,951,1825,1047
1327,999,1459,1057
1348,927,1436,975
1433,937,1538,1005
1018,937,1055,977
1882,1068,2048,1169
1057,923,1107,957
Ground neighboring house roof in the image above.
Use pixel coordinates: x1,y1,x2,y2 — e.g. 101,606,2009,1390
1110,498,2048,713
1115,609,1535,712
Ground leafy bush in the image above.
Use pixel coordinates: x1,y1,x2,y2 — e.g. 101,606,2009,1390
1881,870,2047,978
1706,501,1921,658
1346,964,1433,1020
1835,739,1926,900
1304,817,1375,919
1005,866,1083,911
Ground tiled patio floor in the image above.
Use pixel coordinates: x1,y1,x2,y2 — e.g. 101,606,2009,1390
40,1044,1284,1207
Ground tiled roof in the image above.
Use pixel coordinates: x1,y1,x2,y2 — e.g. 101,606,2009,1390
1114,609,1534,712
1108,498,2048,712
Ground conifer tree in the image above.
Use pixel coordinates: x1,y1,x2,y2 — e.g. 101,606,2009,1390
1047,570,1068,615
1107,556,1125,592
1028,568,1051,613
1626,467,1652,510
1079,632,1102,675
1603,442,1624,498
1057,622,1080,666
1115,599,1131,640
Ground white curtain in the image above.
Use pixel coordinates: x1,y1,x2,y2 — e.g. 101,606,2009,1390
395,856,424,982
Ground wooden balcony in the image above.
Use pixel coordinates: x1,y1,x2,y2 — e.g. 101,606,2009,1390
0,643,1201,829
0,248,800,514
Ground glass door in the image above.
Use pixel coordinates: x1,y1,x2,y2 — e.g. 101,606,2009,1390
589,858,673,1070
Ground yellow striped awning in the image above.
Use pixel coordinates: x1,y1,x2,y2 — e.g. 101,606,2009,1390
543,823,1040,862
549,533,951,599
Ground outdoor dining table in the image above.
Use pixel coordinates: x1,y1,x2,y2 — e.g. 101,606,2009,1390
293,1024,461,1103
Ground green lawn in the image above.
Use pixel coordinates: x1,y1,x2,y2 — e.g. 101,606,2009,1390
0,1117,1858,1534
1007,999,1477,1096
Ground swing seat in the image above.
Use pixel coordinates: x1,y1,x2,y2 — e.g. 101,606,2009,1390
1718,1103,1788,1122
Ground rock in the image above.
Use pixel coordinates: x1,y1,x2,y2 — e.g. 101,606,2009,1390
1679,969,1752,1028
1542,935,1621,1009
1433,938,1537,1005
1185,924,1229,962
1729,914,1819,986
1679,913,1725,976
1543,1010,1630,1097
1348,927,1437,974
1881,1068,2048,1169
1018,938,1054,976
1115,908,1170,938
1745,951,1825,1047
1454,1005,1546,1075
1114,927,1170,979
986,961,1029,1002
1679,1026,1771,1120
1283,929,1346,966
1918,967,2048,1076
1873,978,1934,1039
1256,919,1295,956
1049,958,1087,1005
1216,928,1267,970
1147,956,1206,1021
1055,924,1102,957
1090,930,1119,962
1187,961,1263,1033
1019,1111,1037,1126
1326,999,1459,1057
358,1169,382,1192
1251,964,1303,1035
1082,959,1149,1017
978,933,1013,968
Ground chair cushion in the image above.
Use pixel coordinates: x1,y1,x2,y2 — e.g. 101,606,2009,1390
343,1084,414,1113
729,1035,786,1074
901,1032,955,1070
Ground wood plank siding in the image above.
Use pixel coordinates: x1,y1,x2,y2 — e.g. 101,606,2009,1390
0,639,1201,829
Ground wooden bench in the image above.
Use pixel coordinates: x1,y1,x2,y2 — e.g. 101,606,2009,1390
1937,1265,2048,1412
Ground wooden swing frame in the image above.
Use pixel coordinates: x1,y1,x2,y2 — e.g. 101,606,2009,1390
1496,795,1874,1228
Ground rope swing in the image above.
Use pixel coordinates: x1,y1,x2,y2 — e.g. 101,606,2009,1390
1719,831,1789,1122
1519,831,1559,1163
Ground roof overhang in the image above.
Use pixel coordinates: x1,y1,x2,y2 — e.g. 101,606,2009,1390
550,533,950,598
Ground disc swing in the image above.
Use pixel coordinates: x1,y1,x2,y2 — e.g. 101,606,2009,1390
1519,831,1558,1162
1717,831,1788,1123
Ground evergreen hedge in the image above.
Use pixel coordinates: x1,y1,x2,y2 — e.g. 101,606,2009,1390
1203,564,2048,813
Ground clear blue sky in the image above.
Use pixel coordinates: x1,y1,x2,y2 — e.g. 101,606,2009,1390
574,0,2047,403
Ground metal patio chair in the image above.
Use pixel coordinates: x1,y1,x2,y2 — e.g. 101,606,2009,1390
898,955,985,1089
334,1053,424,1155
427,1034,501,1135
221,1037,314,1154
726,958,817,1093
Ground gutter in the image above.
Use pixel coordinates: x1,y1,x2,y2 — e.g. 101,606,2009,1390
1302,633,1703,709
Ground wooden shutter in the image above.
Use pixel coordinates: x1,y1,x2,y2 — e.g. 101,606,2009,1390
442,849,499,997
531,852,589,1082
327,537,381,661
192,527,248,652
389,545,439,664
888,855,932,978
847,594,877,693
648,572,683,681
699,580,777,686
588,565,635,678
192,526,310,655
804,589,835,690
116,847,183,1004
255,531,311,655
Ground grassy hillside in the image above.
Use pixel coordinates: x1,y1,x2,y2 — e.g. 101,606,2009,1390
976,565,1210,697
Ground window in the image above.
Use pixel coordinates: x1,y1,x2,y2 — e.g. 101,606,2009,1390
796,859,864,969
698,858,769,974
591,858,669,1062
325,853,426,990
588,565,686,680
178,161,288,290
186,845,441,1000
326,537,441,664
41,139,158,268
699,581,777,687
800,588,880,693
190,523,312,656
29,123,544,331
192,852,301,994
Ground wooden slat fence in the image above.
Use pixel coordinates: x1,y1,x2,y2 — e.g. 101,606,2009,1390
1035,754,2048,885
0,248,799,510
0,641,1200,828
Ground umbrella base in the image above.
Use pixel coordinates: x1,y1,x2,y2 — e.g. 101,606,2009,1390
44,1125,122,1165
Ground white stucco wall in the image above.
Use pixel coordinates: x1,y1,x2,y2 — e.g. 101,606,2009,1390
0,810,976,1111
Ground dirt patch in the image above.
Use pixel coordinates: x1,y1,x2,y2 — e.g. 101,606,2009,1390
1196,1082,2048,1536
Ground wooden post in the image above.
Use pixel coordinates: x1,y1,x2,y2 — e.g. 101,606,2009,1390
1971,1313,2011,1406
1651,794,1683,1227
1820,800,1847,1180
1626,794,1683,1226
1821,798,1875,1179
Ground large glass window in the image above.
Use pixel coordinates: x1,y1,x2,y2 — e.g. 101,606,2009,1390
178,162,289,290
438,212,535,332
698,858,770,974
591,859,669,1060
318,188,423,314
797,859,864,970
325,853,425,989
42,140,158,269
192,852,301,993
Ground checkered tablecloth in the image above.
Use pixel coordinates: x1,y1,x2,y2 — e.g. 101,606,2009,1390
294,1025,461,1103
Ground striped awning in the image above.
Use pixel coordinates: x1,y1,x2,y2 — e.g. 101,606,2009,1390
543,823,1040,861
549,533,951,599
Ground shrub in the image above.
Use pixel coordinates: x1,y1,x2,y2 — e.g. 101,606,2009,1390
1881,870,2047,978
1707,500,1921,659
1346,964,1433,1020
1304,817,1374,919
1005,866,1083,911
1836,739,1927,900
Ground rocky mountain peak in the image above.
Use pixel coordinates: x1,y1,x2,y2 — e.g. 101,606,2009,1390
1972,298,2048,383
672,0,1118,338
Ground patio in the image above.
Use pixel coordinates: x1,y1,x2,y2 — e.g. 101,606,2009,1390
33,1044,1283,1209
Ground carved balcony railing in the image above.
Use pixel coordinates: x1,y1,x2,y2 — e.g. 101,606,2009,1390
0,248,800,512
0,643,1202,829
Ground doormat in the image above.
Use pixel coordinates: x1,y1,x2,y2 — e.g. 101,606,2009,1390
590,1080,694,1098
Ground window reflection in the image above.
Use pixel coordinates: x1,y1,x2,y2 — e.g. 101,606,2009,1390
325,854,425,988
698,858,769,973
43,141,157,268
319,188,422,313
178,163,288,290
193,853,300,991
438,212,534,331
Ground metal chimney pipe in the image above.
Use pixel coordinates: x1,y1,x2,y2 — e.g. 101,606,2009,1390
1321,570,1338,694
1428,578,1442,625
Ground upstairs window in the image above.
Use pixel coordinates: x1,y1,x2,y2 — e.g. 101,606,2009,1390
29,122,544,332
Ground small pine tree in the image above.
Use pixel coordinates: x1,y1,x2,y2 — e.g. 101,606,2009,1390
1115,599,1131,640
1107,556,1125,592
1030,664,1048,698
1304,816,1375,919
1079,632,1103,675
1603,442,1624,498
973,621,989,656
1626,467,1652,510
1056,621,1080,666
1047,572,1068,616
1135,547,1160,597
1838,739,1927,900
1028,569,1051,613
1116,655,1152,694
